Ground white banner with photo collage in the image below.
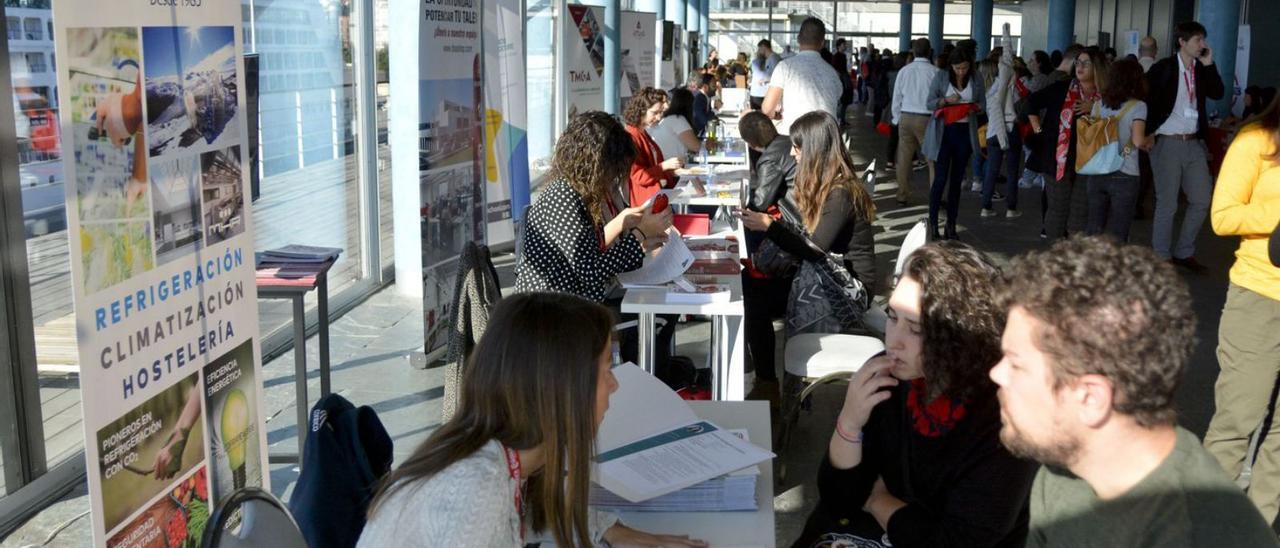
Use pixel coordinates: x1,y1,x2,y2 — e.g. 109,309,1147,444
51,2,268,545
418,0,484,355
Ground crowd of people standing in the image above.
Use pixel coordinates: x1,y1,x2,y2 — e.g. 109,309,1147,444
352,13,1280,548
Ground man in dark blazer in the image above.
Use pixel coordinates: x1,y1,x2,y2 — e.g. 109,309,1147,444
1145,21,1224,273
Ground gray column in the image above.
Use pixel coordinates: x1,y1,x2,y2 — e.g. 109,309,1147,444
1047,0,1076,54
928,0,944,54
1198,0,1242,118
687,0,698,36
899,0,912,53
973,0,992,58
675,0,687,28
605,0,621,114
700,0,710,61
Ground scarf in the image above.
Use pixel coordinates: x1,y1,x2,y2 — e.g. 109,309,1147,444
905,379,967,437
1055,80,1100,181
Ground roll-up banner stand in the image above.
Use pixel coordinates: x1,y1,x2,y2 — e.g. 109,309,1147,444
620,10,657,102
483,0,527,246
418,0,485,354
661,21,677,89
564,7,657,117
564,4,607,121
50,3,268,544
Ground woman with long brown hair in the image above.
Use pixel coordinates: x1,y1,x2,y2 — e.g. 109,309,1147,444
925,47,986,240
738,111,877,384
359,292,705,547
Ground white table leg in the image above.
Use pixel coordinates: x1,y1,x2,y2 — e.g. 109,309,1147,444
638,312,655,374
726,315,744,400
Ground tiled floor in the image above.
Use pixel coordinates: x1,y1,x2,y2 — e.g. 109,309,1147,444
2,103,1246,546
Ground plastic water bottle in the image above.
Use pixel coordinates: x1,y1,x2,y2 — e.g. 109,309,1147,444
699,141,708,168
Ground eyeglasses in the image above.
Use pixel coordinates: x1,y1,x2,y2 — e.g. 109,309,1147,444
1075,59,1093,68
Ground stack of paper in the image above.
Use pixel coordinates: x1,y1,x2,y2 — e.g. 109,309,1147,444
257,244,342,265
592,364,773,506
616,227,693,287
665,282,731,304
591,430,759,512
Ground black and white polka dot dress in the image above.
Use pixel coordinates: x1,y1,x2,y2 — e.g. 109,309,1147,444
515,178,645,303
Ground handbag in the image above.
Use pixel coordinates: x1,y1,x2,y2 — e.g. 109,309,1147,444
786,251,870,337
749,217,803,278
1076,100,1139,175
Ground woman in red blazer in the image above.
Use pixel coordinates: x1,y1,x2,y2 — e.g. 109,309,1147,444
624,88,684,206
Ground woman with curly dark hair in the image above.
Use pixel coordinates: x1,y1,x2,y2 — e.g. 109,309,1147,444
792,241,1037,548
623,87,683,206
515,111,672,303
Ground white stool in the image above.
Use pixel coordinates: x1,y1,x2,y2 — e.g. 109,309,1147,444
777,333,884,480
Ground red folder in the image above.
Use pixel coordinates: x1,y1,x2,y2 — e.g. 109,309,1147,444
674,214,711,236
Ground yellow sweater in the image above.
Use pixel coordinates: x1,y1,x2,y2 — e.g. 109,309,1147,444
1212,125,1280,302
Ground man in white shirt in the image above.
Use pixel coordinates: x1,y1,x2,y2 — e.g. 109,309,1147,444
891,38,939,205
749,39,782,111
760,17,843,136
1145,21,1224,272
1138,36,1158,73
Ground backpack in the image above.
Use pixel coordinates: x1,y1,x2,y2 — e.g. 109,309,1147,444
1076,100,1139,175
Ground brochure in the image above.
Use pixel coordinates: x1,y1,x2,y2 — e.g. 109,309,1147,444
594,364,774,503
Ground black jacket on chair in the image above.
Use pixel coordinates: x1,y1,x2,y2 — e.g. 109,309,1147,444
1145,54,1224,140
442,242,501,421
289,394,393,548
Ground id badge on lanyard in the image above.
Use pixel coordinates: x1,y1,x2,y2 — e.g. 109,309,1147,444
1183,68,1198,119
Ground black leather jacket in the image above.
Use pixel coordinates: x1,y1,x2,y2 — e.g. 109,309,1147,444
750,134,799,222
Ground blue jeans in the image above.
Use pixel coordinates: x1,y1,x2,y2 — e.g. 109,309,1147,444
929,123,972,235
1085,172,1140,242
972,148,987,185
981,129,1022,211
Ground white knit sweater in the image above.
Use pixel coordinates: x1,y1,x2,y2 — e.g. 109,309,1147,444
357,439,619,547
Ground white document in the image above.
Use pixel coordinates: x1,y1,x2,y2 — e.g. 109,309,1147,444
616,227,694,287
594,364,774,503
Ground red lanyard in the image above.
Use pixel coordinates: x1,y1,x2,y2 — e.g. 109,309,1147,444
1183,64,1197,105
502,444,524,542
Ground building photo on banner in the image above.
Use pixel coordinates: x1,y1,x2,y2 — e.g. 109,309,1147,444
51,1,268,545
416,0,484,355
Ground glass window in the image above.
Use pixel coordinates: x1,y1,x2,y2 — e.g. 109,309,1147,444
244,0,365,342
24,52,45,72
3,0,82,474
525,0,556,182
374,0,394,269
1,0,380,485
23,17,42,40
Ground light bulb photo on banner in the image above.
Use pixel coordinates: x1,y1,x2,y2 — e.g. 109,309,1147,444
201,340,264,510
220,388,251,489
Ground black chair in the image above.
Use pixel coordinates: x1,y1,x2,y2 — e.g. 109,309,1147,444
201,487,307,548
